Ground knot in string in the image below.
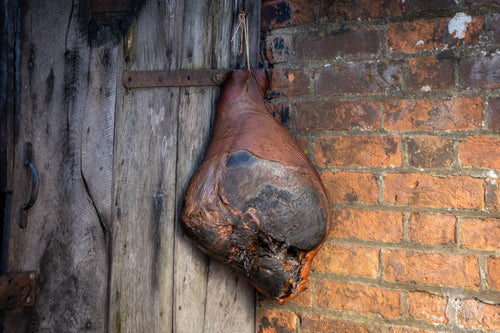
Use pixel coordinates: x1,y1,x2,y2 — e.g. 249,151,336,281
232,11,250,69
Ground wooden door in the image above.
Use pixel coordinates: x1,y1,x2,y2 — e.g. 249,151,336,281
2,0,260,332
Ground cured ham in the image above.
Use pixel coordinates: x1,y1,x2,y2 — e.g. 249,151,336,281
180,68,331,303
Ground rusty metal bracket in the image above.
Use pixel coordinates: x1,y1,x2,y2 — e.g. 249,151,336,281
122,69,230,89
0,271,37,310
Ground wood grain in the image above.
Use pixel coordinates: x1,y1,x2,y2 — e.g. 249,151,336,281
4,0,108,331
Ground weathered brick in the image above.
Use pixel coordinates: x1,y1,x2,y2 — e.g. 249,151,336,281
264,34,292,64
384,173,484,209
295,100,380,131
268,68,311,98
258,309,297,333
409,213,456,245
494,13,500,44
261,0,317,30
289,285,312,306
458,299,500,331
413,0,459,11
315,136,402,167
389,327,434,333
384,97,483,131
489,97,500,130
295,29,380,59
461,54,500,89
331,209,404,242
406,136,454,169
315,61,402,96
406,56,455,91
408,291,449,324
460,136,500,169
319,0,407,22
462,218,500,251
314,281,401,318
387,17,485,53
486,177,500,212
312,244,379,278
266,103,292,128
488,256,500,290
382,250,480,288
301,313,384,333
320,171,379,204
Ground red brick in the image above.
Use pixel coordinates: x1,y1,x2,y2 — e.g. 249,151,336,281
382,250,480,288
313,281,401,319
258,309,297,333
295,29,380,59
315,136,402,167
315,61,402,96
461,54,500,89
488,256,500,290
408,291,449,324
462,218,500,251
384,173,484,209
494,13,500,44
460,136,500,169
412,0,459,11
295,100,380,131
320,171,379,204
301,314,384,333
489,97,500,130
387,17,485,53
409,213,456,245
289,285,312,306
331,209,403,242
405,136,454,169
384,97,483,131
389,327,434,333
406,56,455,91
261,0,317,30
312,244,379,278
264,34,292,64
268,68,311,98
266,103,291,128
458,299,500,331
319,0,407,23
486,177,500,212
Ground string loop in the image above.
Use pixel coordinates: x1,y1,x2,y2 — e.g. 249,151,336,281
232,11,250,69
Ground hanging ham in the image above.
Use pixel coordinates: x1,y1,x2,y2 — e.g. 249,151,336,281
180,68,331,304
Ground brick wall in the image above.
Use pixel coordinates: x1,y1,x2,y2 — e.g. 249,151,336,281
258,0,500,332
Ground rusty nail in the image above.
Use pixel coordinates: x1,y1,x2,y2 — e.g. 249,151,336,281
212,71,225,84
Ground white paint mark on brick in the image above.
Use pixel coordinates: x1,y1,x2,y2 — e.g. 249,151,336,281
416,40,424,46
448,12,472,39
421,85,431,91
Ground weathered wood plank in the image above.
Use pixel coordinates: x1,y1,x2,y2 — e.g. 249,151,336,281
4,0,108,331
82,45,119,232
108,0,184,331
173,1,260,332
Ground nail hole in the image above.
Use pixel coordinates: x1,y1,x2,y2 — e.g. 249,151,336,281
128,76,132,82
187,75,190,80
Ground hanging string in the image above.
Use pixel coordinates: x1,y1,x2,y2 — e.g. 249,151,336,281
232,11,250,69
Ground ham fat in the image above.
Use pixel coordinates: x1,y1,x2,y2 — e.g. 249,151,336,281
180,68,331,303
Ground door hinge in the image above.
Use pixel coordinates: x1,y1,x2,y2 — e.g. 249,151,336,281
0,271,37,310
122,69,230,89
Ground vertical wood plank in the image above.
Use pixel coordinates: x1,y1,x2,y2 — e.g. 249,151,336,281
4,0,108,331
109,0,184,331
173,1,260,332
